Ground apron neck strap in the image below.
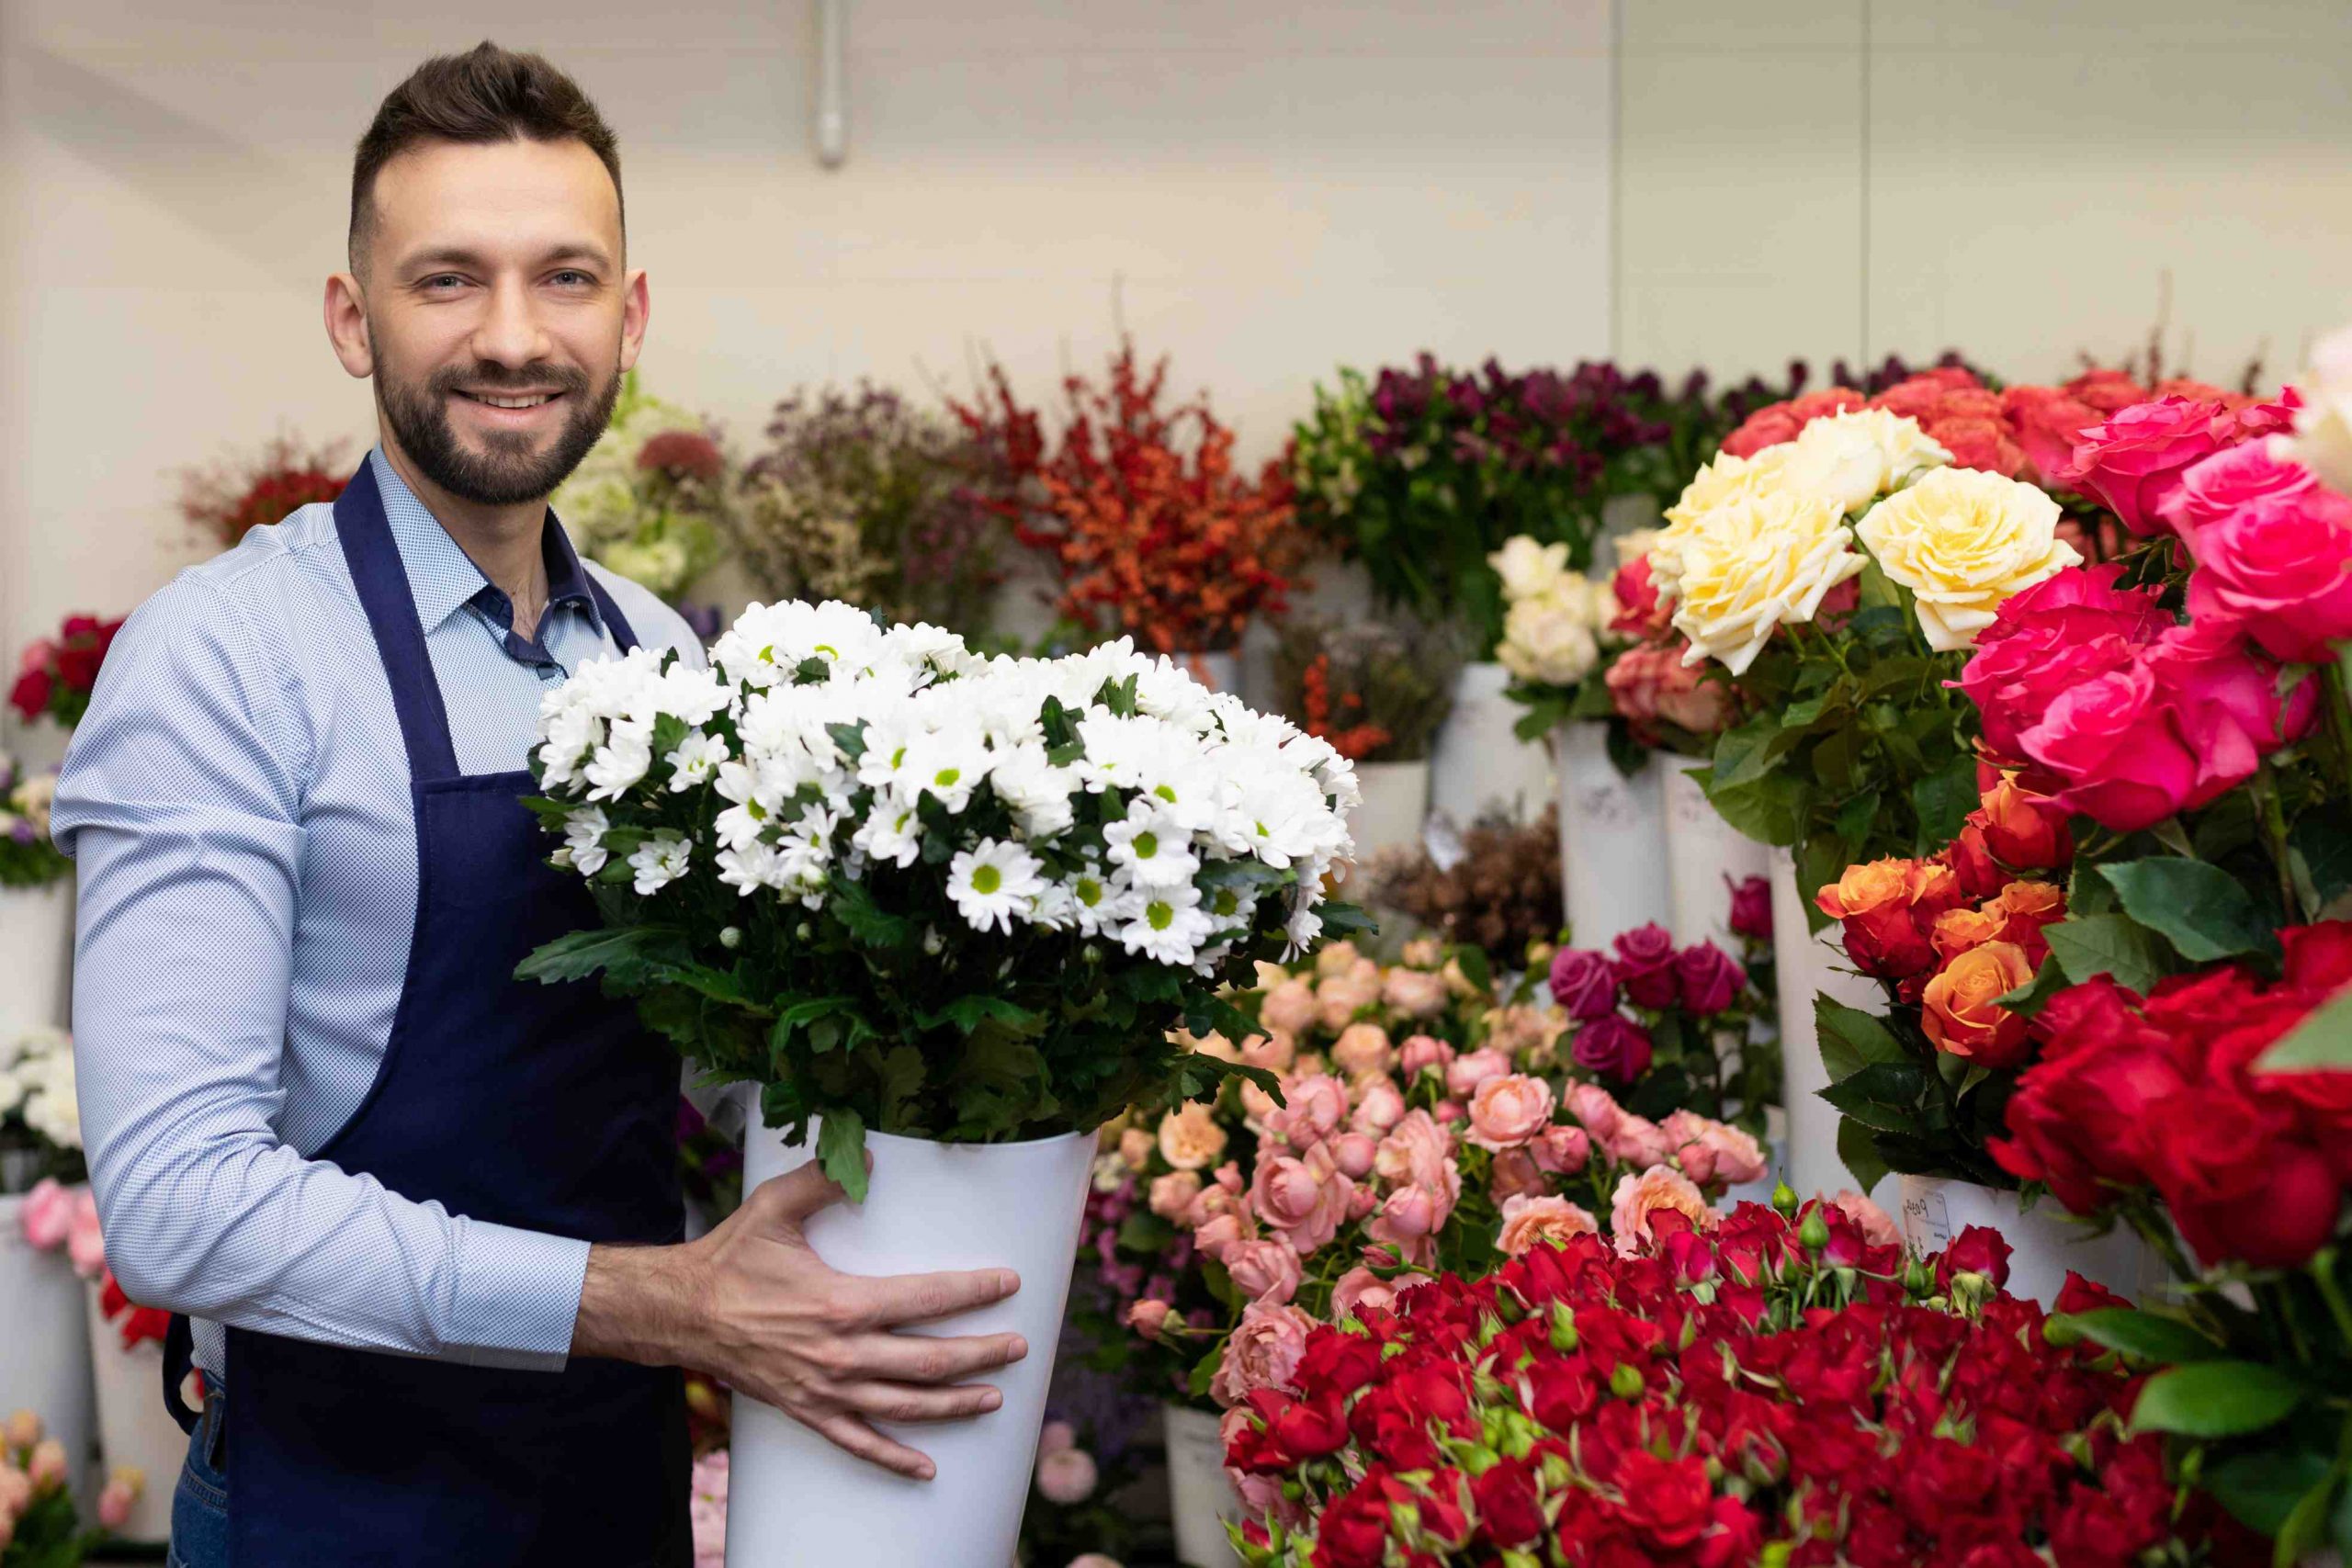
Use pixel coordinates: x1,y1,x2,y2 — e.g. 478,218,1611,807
335,457,462,783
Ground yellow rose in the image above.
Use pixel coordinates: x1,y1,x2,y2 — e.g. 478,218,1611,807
1488,536,1573,605
1662,446,1796,532
1856,467,2082,652
1781,408,1951,516
1666,490,1865,675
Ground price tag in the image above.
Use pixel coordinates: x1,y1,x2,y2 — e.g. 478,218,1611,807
1900,1185,1952,1252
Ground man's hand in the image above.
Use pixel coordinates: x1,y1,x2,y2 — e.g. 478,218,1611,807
574,1161,1026,1480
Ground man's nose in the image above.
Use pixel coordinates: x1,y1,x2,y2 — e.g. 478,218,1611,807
470,275,554,370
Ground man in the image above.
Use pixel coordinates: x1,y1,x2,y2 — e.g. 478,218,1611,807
54,43,1024,1568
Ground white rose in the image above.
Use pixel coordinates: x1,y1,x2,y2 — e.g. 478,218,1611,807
2290,324,2352,493
1668,491,1867,676
1782,408,1951,516
1488,536,1573,605
1856,467,2082,651
1498,592,1600,685
1611,527,1663,570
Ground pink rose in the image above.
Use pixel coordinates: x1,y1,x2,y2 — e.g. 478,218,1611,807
1039,1420,1077,1454
1564,1083,1624,1144
1035,1446,1098,1505
1487,1149,1548,1202
1609,555,1672,640
96,1473,138,1531
1380,967,1450,1020
2001,384,2108,486
1571,1015,1653,1082
1602,1113,1672,1169
2060,395,2233,536
1497,1193,1600,1257
1365,1179,1455,1269
1126,1298,1173,1339
1259,978,1318,1035
1349,1079,1406,1135
2019,660,2199,831
1210,1302,1314,1406
1672,942,1746,1016
1149,1169,1204,1221
1662,1110,1766,1189
1240,1031,1296,1074
1190,1211,1253,1258
1331,1265,1401,1323
1832,1190,1901,1247
1698,1120,1768,1188
1953,564,2170,762
1346,1182,1380,1221
1329,1023,1393,1080
1117,1126,1153,1170
1264,1073,1348,1149
1464,1074,1555,1152
1608,1165,1717,1257
1531,1123,1590,1175
1374,1110,1455,1190
2162,439,2317,536
1316,969,1382,1032
1653,647,1735,735
1249,1142,1354,1256
1330,1130,1379,1180
65,1190,105,1280
1238,1078,1283,1126
28,1439,68,1492
17,1178,74,1252
1444,1047,1511,1100
2185,484,2352,664
1433,1099,1464,1124
1222,1238,1304,1304
2146,622,2318,807
1397,1033,1455,1079
1609,923,1679,1010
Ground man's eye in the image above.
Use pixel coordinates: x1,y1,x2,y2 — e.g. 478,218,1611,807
423,275,467,291
552,270,594,287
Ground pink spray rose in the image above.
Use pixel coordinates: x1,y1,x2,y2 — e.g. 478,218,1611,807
2060,395,2233,536
1264,1073,1349,1149
1563,1083,1623,1143
2019,660,2199,831
1259,977,1318,1035
1126,1298,1174,1339
1373,1110,1455,1190
1496,1193,1600,1257
1662,1110,1767,1189
1348,1079,1407,1135
1380,966,1450,1020
1443,1047,1512,1100
2184,483,2352,664
1329,1023,1394,1080
1036,1446,1099,1506
65,1190,106,1279
1397,1033,1455,1079
1117,1126,1154,1171
1149,1170,1204,1221
2161,438,2317,536
1157,1103,1228,1171
1487,1149,1548,1202
1464,1074,1556,1152
1240,1031,1297,1075
1331,1265,1402,1323
1531,1122,1591,1175
96,1472,139,1530
1365,1178,1457,1269
1316,965,1383,1032
1832,1190,1901,1247
1608,1165,1717,1257
1601,1113,1672,1169
1249,1141,1354,1256
1330,1131,1379,1180
1211,1302,1315,1407
1222,1238,1305,1304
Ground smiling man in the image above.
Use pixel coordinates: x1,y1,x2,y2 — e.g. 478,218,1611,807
53,43,1024,1568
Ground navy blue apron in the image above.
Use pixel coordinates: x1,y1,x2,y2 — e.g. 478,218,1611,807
166,458,690,1566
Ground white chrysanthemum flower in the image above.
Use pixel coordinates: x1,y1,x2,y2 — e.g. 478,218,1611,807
899,730,990,814
947,838,1046,935
1063,860,1136,938
582,724,655,802
712,761,779,853
852,795,924,869
1118,882,1215,965
987,742,1077,838
628,831,692,896
717,840,785,897
665,730,730,791
1103,802,1199,889
563,807,611,875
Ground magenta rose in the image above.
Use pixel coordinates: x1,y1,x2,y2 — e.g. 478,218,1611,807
1571,1015,1654,1082
1952,564,2168,761
2058,395,2233,537
1672,942,1747,1016
1609,923,1679,1010
1726,874,1771,942
2018,660,2199,830
2146,621,2318,807
1546,947,1619,1022
2185,484,2352,665
2159,440,2316,537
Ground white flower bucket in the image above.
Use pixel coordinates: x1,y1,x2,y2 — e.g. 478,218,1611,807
1428,663,1551,829
1342,760,1430,873
1768,850,1894,1213
726,1111,1095,1568
1555,723,1670,951
0,1191,96,1507
1183,651,1242,696
1896,1176,2165,1309
1163,1403,1245,1568
1660,755,1767,949
83,1281,184,1543
0,878,74,1040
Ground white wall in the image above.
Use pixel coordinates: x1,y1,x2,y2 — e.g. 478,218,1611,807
0,0,1615,761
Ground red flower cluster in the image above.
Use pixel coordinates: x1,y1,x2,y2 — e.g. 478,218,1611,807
1224,1206,2204,1568
96,1265,171,1353
176,432,350,551
1994,921,2352,1270
1297,652,1394,761
9,613,123,728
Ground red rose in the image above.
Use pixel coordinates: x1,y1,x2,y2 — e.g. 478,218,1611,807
1312,1477,1395,1568
1696,1495,1765,1568
53,643,103,693
2183,484,2352,665
1615,1450,1714,1550
1953,565,2167,763
7,668,50,721
1470,1459,1544,1548
1944,824,2007,900
2052,1271,2131,1314
2064,367,2153,414
2282,921,2352,997
2001,385,2109,486
2059,395,2233,537
1610,923,1680,1010
2019,661,2199,832
1995,1036,2186,1212
2143,1090,2338,1269
1935,1224,2013,1290
2030,975,2160,1062
1929,416,2027,477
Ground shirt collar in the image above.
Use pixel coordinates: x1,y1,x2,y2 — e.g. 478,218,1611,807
368,446,604,636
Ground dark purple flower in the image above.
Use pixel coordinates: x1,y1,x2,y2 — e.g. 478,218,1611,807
1609,923,1679,1010
1673,942,1747,1016
1727,874,1773,942
1547,948,1619,1022
1572,1015,1654,1083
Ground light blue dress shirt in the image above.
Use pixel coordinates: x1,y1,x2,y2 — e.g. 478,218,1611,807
52,447,702,1379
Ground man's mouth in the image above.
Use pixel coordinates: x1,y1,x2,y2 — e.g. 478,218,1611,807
453,389,565,411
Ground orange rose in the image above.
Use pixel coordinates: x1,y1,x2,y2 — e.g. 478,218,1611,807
1920,940,2037,1068
1905,860,1963,914
1989,879,2067,964
1931,903,2007,962
1815,858,1913,920
1819,858,1944,980
1978,773,2073,871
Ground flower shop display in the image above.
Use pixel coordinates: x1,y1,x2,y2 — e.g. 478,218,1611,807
175,431,349,551
1369,808,1562,975
516,601,1363,1566
8,617,120,732
1270,616,1460,864
1216,1204,2232,1568
1017,1416,1168,1568
734,382,1007,639
0,759,72,1043
548,371,734,605
0,1409,141,1565
4,1170,95,1516
952,338,1306,673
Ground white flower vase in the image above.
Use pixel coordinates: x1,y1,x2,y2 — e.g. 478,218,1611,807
1660,756,1768,949
0,878,74,1039
1342,760,1430,874
1183,651,1241,696
1555,723,1671,951
1163,1403,1245,1568
83,1283,185,1543
1428,663,1551,829
0,1191,96,1508
1768,850,1894,1214
1895,1176,2166,1309
726,1109,1095,1568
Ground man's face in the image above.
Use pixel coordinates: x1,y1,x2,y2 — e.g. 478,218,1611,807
357,137,635,506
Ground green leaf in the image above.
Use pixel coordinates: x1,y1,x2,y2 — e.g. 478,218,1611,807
919,994,1046,1036
2128,1361,2304,1438
1115,1211,1176,1253
831,876,912,949
1814,998,1905,1084
817,1109,869,1202
1911,754,1981,852
2052,1307,2224,1365
1993,955,2069,1021
1704,772,1807,849
2278,1465,2341,1566
1818,1061,1929,1134
2256,985,2352,1070
1188,1342,1225,1401
2099,857,2273,963
2044,914,2172,996
514,925,684,987
2203,1449,2333,1539
1837,1115,1891,1195
2292,807,2352,906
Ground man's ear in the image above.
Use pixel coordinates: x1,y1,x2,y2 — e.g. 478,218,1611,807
617,268,650,376
324,273,374,379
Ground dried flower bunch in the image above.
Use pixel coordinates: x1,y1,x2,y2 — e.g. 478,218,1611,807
1371,807,1563,968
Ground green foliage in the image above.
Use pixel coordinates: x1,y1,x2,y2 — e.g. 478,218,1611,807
2099,857,2275,963
1817,987,2016,1189
2043,913,2174,996
2129,1362,2304,1438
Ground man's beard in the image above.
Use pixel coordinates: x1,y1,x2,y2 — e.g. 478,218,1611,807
377,351,620,507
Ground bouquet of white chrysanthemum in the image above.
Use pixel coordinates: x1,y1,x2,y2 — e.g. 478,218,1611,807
1,1027,83,1190
518,602,1368,1198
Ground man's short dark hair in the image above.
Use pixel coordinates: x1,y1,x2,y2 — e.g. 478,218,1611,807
350,41,623,275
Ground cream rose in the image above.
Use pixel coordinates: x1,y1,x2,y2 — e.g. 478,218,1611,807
1490,535,1573,603
1157,1102,1228,1171
1782,408,1951,516
2290,325,2352,492
1496,1193,1600,1257
1464,1073,1555,1153
1661,446,1796,538
1856,466,2082,651
1496,591,1600,686
1667,490,1867,675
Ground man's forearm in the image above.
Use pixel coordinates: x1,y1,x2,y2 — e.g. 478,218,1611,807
573,1241,707,1365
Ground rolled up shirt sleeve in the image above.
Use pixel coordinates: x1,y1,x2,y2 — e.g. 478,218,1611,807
54,577,590,1371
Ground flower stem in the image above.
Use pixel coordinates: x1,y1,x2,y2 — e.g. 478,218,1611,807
2255,761,2301,922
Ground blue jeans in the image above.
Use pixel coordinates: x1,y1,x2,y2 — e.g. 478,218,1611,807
165,1391,229,1568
